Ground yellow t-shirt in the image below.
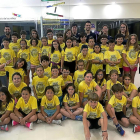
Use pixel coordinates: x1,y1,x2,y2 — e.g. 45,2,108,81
94,79,107,88
29,46,41,65
41,46,51,56
0,58,6,76
122,46,139,67
32,76,48,99
34,66,52,78
73,70,86,92
77,53,91,69
62,47,77,62
59,75,73,85
41,95,60,110
17,49,30,62
132,96,140,115
104,50,121,74
8,82,27,99
101,45,109,54
63,93,79,107
60,42,65,50
27,39,42,48
88,47,94,55
9,42,20,56
73,46,80,55
123,83,137,96
48,39,54,46
91,53,104,75
48,77,65,97
114,45,124,68
0,48,15,66
84,102,104,119
79,43,88,51
78,80,97,98
0,99,15,115
109,95,127,112
16,96,37,114
5,67,26,84
17,38,28,45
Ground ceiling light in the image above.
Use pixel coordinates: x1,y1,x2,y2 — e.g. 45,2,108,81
112,2,116,5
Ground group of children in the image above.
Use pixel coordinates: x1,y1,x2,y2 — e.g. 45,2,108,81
0,28,140,140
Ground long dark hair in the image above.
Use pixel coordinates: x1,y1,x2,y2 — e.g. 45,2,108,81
13,58,27,75
63,37,73,51
0,87,13,110
94,69,104,86
51,40,61,54
66,83,75,100
30,29,39,40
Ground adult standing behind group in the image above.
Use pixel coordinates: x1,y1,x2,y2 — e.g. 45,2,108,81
71,23,80,42
0,26,11,49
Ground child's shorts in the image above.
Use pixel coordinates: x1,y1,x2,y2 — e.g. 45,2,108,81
27,62,31,70
19,109,30,117
64,61,76,73
82,98,88,103
58,96,63,107
115,111,126,121
87,118,101,129
44,109,57,117
123,66,137,72
37,99,42,107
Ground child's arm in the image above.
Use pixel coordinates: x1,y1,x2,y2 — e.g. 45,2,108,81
0,110,11,122
122,92,128,98
39,53,41,63
101,84,106,93
122,53,131,67
24,76,28,85
132,107,140,121
123,105,126,116
50,105,60,122
33,86,37,99
129,89,138,100
113,59,121,65
79,92,84,107
107,90,110,101
94,85,102,98
86,60,89,70
92,59,104,64
13,57,16,65
14,108,23,118
83,111,91,140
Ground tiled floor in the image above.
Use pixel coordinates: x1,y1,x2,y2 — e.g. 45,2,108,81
0,70,140,140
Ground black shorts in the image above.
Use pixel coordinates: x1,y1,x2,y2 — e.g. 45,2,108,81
115,111,126,121
119,68,123,77
37,99,41,107
64,61,76,73
99,100,105,107
19,109,29,117
87,118,101,129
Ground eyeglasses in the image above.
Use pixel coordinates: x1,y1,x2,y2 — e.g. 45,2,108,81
97,74,103,76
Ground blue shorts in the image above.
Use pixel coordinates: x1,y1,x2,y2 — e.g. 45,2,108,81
82,98,88,103
44,109,57,117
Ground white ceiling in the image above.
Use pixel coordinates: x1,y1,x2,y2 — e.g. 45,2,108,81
1,0,140,7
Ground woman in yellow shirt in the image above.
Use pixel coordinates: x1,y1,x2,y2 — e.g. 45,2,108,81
123,74,138,109
60,83,83,121
18,40,30,86
61,37,77,77
78,71,101,107
122,34,139,83
0,87,15,131
49,40,62,71
10,86,37,130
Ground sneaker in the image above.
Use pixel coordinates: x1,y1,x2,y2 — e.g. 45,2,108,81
25,122,33,130
75,115,83,121
117,125,125,136
12,120,19,126
0,125,5,131
52,120,61,125
133,125,140,133
4,125,9,131
62,116,67,121
37,119,42,124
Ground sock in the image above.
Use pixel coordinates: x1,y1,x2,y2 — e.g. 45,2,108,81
115,124,120,128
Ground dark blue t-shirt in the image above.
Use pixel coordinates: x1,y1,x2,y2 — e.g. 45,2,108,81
0,35,11,49
86,31,97,43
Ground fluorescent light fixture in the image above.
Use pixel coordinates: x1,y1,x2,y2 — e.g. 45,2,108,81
112,2,116,5
79,3,83,6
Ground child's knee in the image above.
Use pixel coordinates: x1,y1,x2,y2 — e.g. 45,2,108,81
10,112,15,118
60,108,65,113
32,114,37,121
37,113,42,118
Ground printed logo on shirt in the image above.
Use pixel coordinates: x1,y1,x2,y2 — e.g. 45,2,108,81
13,91,21,99
44,72,50,78
116,49,122,55
3,52,11,61
52,82,60,95
12,46,19,54
31,48,38,57
0,105,6,115
68,101,76,107
42,49,48,56
21,53,28,60
88,112,97,119
85,89,93,95
36,82,45,94
101,48,106,54
52,54,59,63
66,52,73,61
84,60,88,66
22,107,31,114
46,103,55,109
110,55,117,62
129,49,136,59
114,103,123,112
77,75,84,84
95,57,100,66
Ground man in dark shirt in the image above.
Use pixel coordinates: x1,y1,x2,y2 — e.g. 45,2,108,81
85,21,96,42
0,26,11,49
71,23,80,42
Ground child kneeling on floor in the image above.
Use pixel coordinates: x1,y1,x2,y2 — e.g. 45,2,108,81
37,86,62,125
83,92,108,140
60,83,83,121
10,86,38,130
106,84,129,136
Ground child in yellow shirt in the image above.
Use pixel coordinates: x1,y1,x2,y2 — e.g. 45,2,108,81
91,43,104,75
77,45,90,70
129,87,140,133
48,66,65,106
104,39,121,75
32,65,48,107
88,36,95,54
17,30,28,45
17,40,30,86
100,35,109,54
29,38,41,79
107,84,129,136
37,86,62,125
40,37,51,57
60,83,83,121
10,86,37,130
47,29,54,46
72,37,80,55
57,33,65,50
73,60,86,93
79,33,88,51
8,72,27,103
9,32,20,59
83,92,108,140
0,87,15,131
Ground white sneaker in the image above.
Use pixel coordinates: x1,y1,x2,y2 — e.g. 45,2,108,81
37,119,43,124
52,120,61,125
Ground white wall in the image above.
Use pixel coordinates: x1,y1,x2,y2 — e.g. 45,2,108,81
0,4,140,21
